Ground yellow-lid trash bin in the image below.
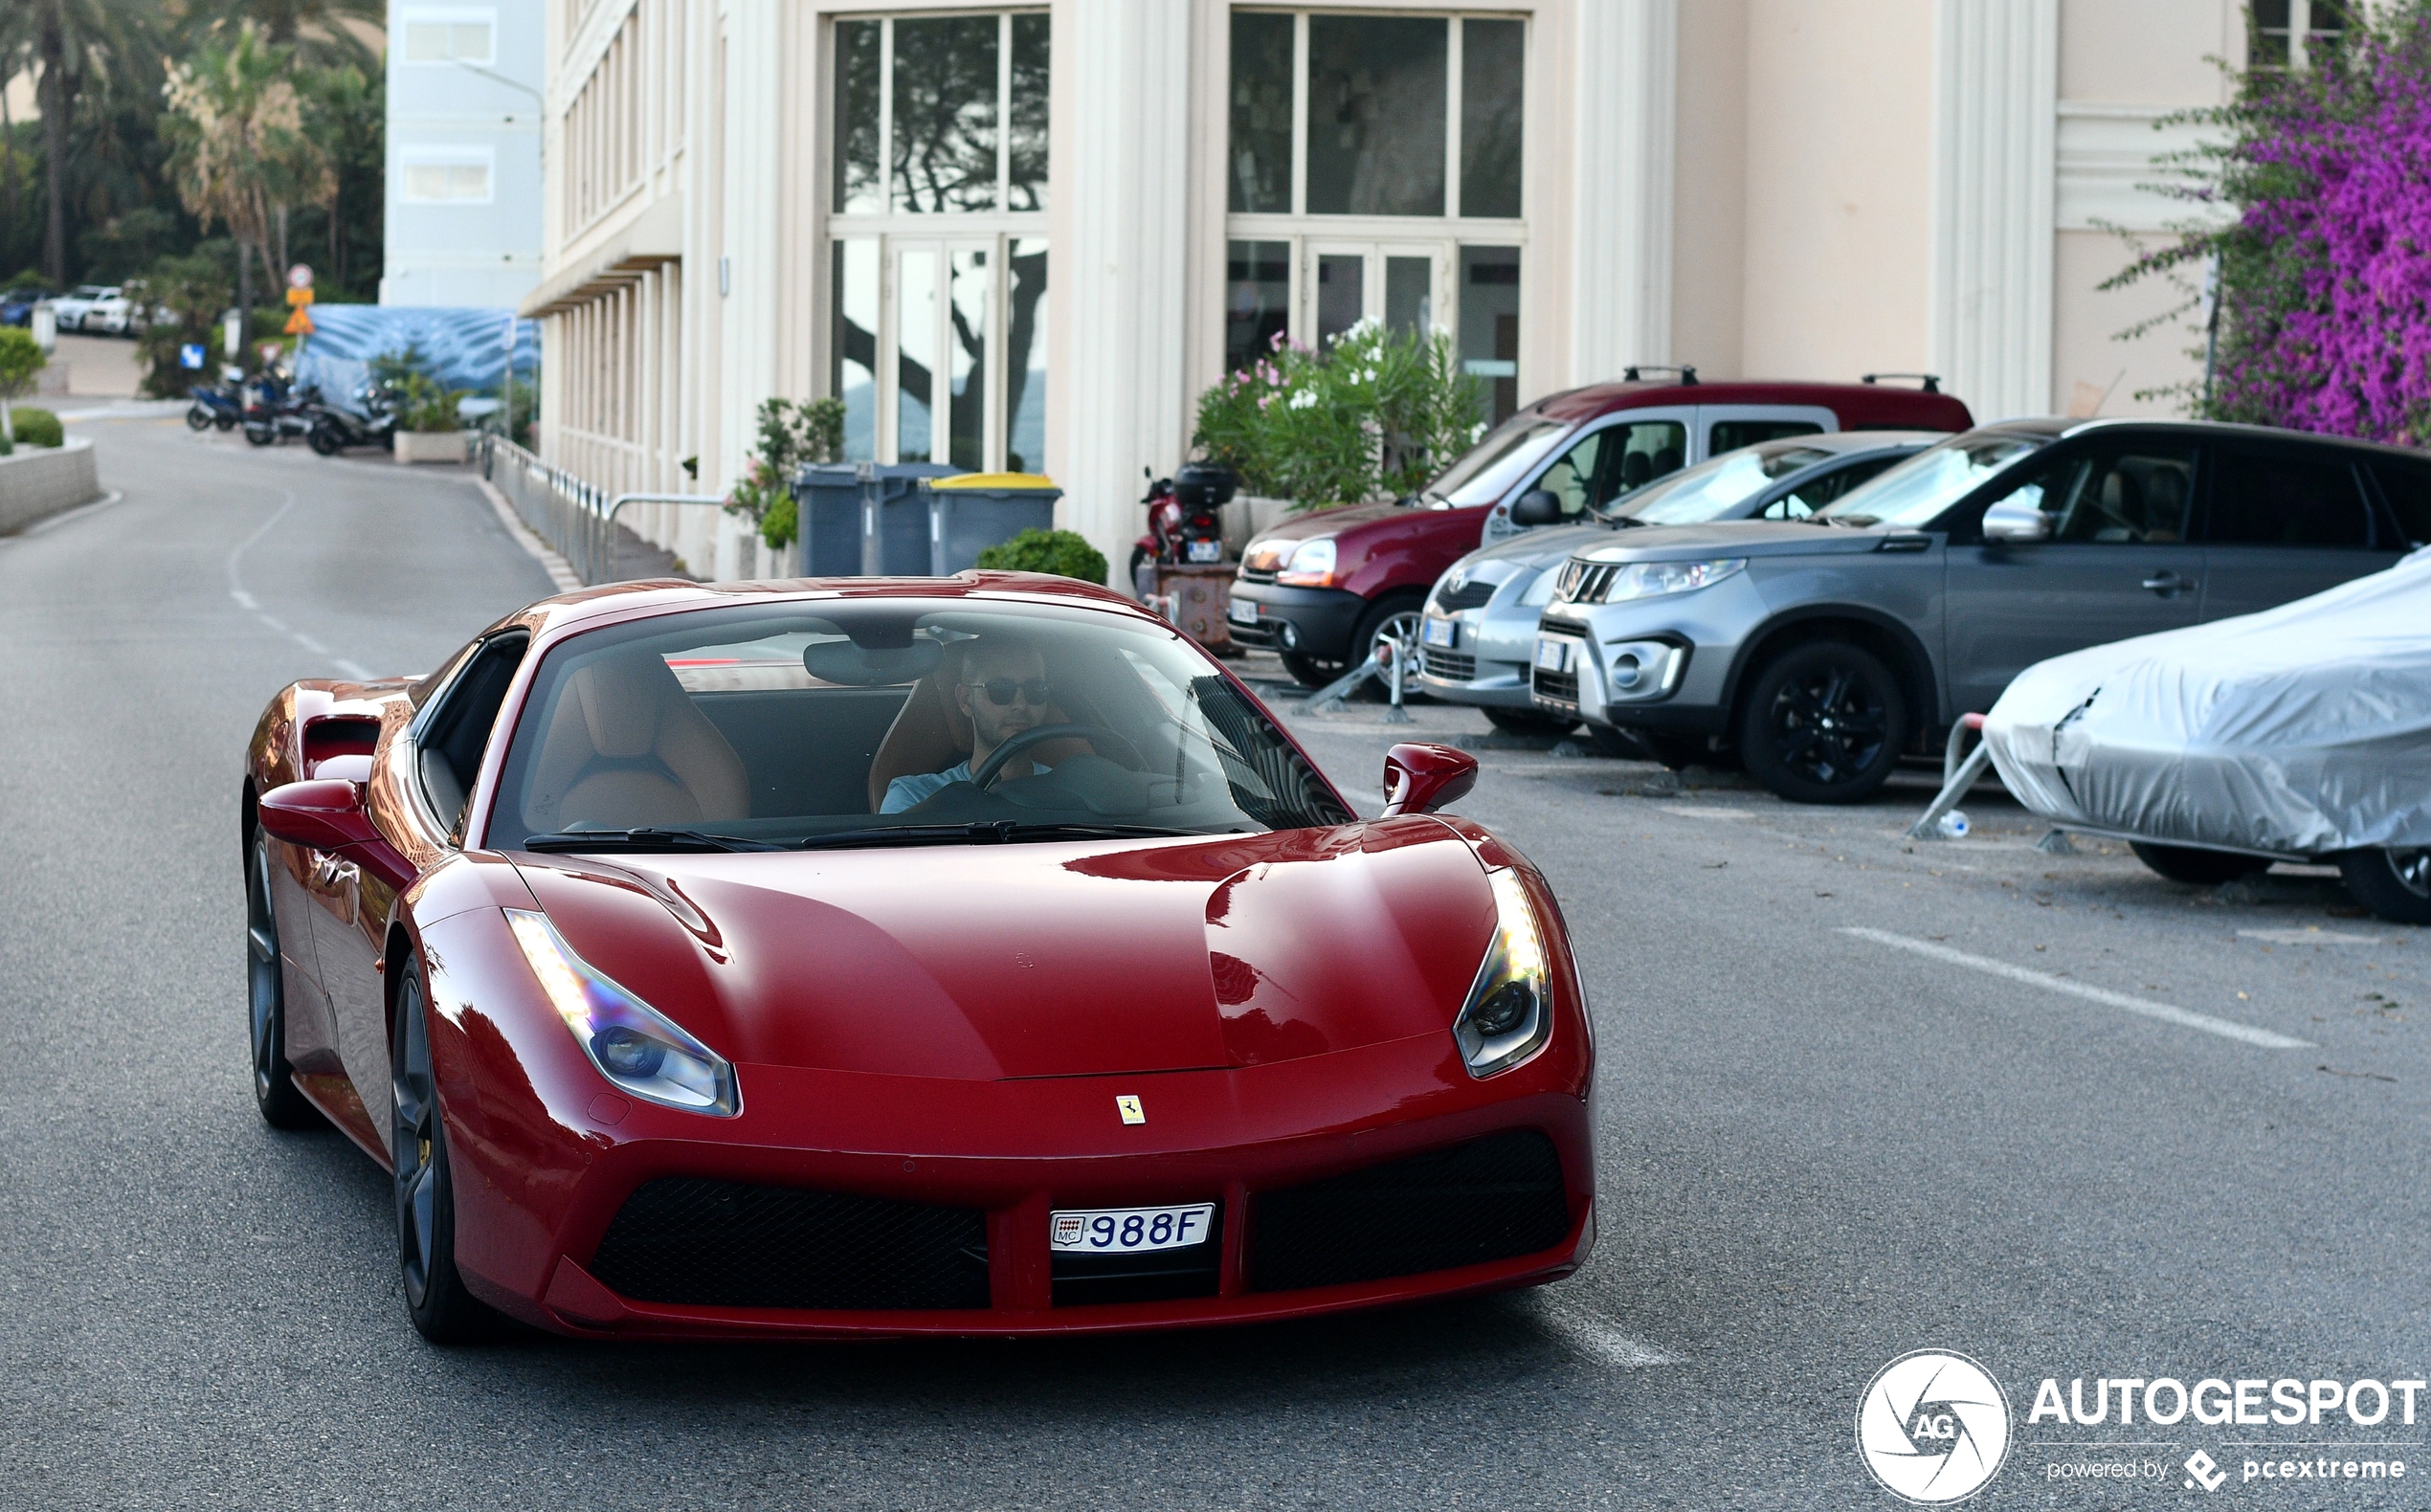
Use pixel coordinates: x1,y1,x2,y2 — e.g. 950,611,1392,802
919,473,1065,575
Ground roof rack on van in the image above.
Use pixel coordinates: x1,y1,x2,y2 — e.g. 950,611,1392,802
1861,372,1943,392
1621,364,1698,385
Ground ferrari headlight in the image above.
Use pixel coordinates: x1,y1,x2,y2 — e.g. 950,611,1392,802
1276,537,1338,587
504,909,739,1116
1602,558,1745,602
1454,867,1552,1078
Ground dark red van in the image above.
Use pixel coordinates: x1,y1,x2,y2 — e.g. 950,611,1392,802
1226,374,1974,685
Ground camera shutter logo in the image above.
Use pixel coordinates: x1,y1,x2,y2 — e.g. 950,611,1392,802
1856,1350,2013,1503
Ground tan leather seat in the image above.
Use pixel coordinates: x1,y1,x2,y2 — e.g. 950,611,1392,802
524,650,749,833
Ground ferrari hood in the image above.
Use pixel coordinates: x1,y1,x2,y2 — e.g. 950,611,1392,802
508,818,1497,1080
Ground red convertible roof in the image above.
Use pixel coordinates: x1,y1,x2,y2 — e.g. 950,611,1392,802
505,570,1143,641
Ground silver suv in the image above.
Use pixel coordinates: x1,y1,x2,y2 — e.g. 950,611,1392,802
1417,433,1937,738
1530,419,2431,802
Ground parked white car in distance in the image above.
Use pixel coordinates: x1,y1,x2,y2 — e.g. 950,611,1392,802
49,285,116,332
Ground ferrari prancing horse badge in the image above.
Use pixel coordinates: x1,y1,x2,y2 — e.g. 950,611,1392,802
1116,1095,1145,1125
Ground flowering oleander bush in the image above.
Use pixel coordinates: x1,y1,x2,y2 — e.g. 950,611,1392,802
1193,322,1485,511
2109,1,2431,441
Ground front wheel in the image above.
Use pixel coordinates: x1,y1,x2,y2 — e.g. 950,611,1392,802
1736,641,1907,804
392,953,497,1343
2130,841,2270,887
307,423,344,457
246,828,323,1129
2335,847,2431,924
244,424,277,448
186,405,213,432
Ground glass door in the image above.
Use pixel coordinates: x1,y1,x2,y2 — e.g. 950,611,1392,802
887,240,995,468
1304,241,1448,347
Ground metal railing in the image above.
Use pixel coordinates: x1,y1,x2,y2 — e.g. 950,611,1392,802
481,434,726,585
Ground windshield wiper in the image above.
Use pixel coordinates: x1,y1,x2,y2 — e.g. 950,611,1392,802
522,827,786,853
791,820,1208,851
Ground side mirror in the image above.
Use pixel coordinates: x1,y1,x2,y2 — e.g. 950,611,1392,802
1981,499,2051,544
257,779,379,851
1509,490,1564,527
1379,743,1479,817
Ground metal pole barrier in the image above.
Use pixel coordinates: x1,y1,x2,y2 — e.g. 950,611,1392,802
1907,713,1990,840
604,492,727,583
1381,632,1412,724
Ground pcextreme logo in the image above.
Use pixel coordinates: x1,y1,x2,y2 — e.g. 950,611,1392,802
1857,1350,2014,1504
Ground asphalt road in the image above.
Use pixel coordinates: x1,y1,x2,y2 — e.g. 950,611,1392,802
1,419,2423,1510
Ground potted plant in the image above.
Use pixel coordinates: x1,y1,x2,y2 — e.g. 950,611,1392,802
393,372,471,463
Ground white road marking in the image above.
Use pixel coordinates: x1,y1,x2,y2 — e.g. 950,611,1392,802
1532,1295,1680,1367
1840,927,2312,1049
2239,928,2378,945
223,490,373,680
1657,805,1752,819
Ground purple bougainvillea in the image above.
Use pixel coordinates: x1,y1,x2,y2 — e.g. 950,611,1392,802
2112,3,2431,443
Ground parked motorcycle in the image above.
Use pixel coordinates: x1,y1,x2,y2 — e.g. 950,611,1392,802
1130,461,1237,588
185,367,246,432
305,381,399,456
241,370,312,447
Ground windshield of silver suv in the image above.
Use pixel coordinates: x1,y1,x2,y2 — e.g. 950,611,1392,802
1419,414,1572,505
1613,442,1836,524
1817,434,2044,527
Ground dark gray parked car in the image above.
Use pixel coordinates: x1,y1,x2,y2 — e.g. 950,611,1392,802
1530,418,2431,803
1417,432,1939,740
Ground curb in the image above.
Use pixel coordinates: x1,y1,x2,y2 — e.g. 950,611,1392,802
475,474,582,594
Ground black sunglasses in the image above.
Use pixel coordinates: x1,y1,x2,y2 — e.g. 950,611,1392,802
965,677,1051,707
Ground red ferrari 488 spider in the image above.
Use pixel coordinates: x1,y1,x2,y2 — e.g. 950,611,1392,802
242,573,1595,1342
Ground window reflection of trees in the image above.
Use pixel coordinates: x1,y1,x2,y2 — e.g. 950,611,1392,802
892,16,1000,213
1008,14,1050,211
1305,17,1446,217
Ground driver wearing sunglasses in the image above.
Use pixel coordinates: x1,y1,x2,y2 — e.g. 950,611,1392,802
881,637,1059,812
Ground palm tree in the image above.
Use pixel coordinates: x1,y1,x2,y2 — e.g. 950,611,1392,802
30,0,156,284
163,21,334,346
192,0,382,71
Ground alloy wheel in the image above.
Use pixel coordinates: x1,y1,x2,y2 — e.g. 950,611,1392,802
247,837,281,1101
1765,664,1889,785
2394,849,2431,900
392,971,440,1309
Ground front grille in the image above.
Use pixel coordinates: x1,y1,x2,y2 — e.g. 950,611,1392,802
1533,668,1579,706
1248,1129,1572,1293
1553,561,1618,605
590,1177,991,1311
1053,1205,1224,1307
1236,566,1278,586
1423,647,1477,680
1433,578,1496,611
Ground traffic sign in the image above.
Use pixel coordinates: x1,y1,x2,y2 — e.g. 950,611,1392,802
288,263,314,290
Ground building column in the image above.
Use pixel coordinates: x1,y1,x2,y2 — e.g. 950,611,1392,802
1050,0,1193,581
1929,0,2057,421
1569,0,1677,386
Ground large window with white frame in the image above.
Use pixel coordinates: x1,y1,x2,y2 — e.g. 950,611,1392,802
826,11,1050,471
1224,9,1527,422
2249,0,2348,70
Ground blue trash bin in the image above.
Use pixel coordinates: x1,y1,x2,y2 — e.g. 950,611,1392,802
792,461,964,576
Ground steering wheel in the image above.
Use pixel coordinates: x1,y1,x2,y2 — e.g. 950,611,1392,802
970,723,1146,790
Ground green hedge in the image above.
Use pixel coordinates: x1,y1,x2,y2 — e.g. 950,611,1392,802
7,407,63,448
974,528,1107,585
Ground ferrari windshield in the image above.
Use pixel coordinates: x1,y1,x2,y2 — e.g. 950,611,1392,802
1817,434,2044,528
1419,414,1572,505
486,598,1352,849
1612,442,1835,524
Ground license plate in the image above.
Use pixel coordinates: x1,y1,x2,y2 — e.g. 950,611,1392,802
1227,597,1259,625
1186,538,1224,564
1534,637,1575,672
1051,1203,1216,1254
1423,616,1457,648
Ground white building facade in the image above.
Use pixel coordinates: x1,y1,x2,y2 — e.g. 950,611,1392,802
526,0,2265,583
382,2,549,306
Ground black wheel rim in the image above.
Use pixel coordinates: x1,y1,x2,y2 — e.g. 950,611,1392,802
247,835,282,1101
1765,661,1889,785
392,973,439,1307
2392,848,2431,901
